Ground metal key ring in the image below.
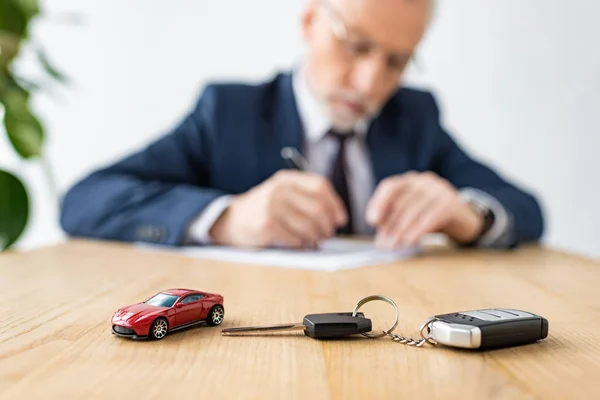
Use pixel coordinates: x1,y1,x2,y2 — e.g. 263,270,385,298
352,295,400,339
419,317,439,345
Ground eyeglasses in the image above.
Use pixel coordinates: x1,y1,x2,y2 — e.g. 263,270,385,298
318,0,420,76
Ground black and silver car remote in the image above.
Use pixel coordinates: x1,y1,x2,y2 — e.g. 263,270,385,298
425,308,549,350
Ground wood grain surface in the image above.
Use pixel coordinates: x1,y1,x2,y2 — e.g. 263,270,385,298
1,239,599,399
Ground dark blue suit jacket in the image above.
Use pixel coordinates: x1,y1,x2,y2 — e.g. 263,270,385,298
59,72,544,247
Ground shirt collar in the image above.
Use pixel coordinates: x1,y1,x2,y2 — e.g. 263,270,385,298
292,67,370,143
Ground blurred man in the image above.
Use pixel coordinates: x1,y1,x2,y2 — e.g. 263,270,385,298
60,0,544,250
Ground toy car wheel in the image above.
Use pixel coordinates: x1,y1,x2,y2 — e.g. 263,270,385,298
150,317,169,340
207,305,224,326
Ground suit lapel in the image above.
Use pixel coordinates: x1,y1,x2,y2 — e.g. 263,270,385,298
253,75,413,186
255,73,304,182
366,96,413,185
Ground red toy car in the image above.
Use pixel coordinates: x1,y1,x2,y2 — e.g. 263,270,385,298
111,288,224,340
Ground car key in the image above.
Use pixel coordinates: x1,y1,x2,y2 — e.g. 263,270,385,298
423,308,549,350
221,312,372,339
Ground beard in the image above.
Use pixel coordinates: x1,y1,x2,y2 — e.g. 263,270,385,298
303,70,382,131
322,90,380,132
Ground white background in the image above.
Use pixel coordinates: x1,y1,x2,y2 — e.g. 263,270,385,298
2,0,599,258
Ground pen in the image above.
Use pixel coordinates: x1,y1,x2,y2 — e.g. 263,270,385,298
280,147,309,171
279,146,322,250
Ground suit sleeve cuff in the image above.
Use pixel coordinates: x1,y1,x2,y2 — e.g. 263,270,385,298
186,195,234,244
459,188,516,248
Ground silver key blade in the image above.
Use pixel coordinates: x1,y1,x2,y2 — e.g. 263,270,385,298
221,323,306,336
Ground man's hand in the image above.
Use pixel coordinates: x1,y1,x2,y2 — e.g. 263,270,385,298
209,170,347,249
366,172,484,249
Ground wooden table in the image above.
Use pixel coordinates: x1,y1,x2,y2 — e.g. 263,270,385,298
1,239,599,399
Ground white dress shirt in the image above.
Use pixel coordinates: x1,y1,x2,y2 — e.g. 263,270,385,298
291,68,376,235
188,69,514,247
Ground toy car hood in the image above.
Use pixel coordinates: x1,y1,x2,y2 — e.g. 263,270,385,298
113,303,163,322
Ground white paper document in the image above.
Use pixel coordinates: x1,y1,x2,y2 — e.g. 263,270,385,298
136,238,418,272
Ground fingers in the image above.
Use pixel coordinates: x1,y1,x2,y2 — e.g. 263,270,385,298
379,180,427,234
401,196,452,245
366,174,412,227
290,173,347,227
267,220,308,249
279,194,327,246
390,182,440,239
264,171,348,247
383,194,440,248
259,197,319,249
286,189,336,238
371,172,458,249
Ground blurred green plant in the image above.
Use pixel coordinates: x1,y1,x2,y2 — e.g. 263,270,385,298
0,0,67,251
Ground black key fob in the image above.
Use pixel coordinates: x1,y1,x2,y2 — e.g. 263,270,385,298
302,312,372,339
427,308,549,350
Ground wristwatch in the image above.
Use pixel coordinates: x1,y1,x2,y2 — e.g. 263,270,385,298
459,188,517,249
464,198,495,245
